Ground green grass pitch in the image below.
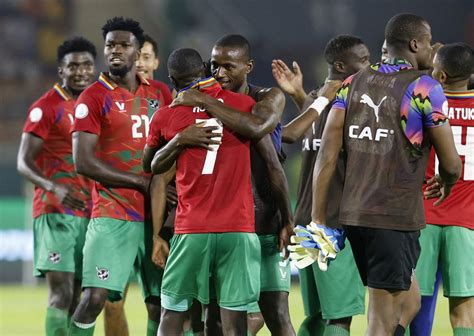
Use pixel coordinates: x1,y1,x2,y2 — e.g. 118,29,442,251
0,283,451,335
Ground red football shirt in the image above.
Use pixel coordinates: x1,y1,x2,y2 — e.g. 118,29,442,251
424,90,474,229
23,84,92,218
147,77,256,233
72,73,170,222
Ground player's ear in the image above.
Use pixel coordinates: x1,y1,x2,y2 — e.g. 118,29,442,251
168,75,178,88
153,57,159,71
409,38,418,53
58,65,65,79
246,59,254,74
437,70,448,85
334,61,345,74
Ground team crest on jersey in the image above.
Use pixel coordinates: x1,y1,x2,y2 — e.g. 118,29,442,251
147,98,160,110
96,267,109,280
48,252,61,264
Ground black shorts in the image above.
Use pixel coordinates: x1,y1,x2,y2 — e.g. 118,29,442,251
344,226,420,291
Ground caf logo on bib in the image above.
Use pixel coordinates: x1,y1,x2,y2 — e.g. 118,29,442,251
48,251,61,263
75,103,89,119
96,267,109,280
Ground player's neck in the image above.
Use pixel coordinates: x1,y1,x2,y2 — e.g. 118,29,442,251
109,69,139,93
327,68,346,81
62,84,81,99
235,80,249,94
443,80,469,92
387,50,418,69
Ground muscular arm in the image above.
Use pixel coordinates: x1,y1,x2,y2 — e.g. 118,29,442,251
17,133,56,192
254,135,293,226
17,133,85,210
311,108,345,224
173,88,285,139
72,131,149,193
427,124,462,185
150,137,182,175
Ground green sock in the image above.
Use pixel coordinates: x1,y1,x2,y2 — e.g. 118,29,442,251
323,324,350,336
69,320,96,336
454,328,474,336
147,319,159,336
183,330,194,336
297,315,326,336
45,307,69,336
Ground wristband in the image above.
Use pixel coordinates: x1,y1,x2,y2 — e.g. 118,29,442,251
307,96,330,115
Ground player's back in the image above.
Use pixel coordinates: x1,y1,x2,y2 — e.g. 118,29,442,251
153,78,256,234
424,90,474,228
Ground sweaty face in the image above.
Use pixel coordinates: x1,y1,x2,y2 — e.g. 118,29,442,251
60,51,95,92
104,31,139,77
342,44,371,77
211,46,251,92
136,41,159,79
415,23,433,70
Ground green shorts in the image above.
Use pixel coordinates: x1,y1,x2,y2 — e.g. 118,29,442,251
161,232,261,312
299,239,365,320
33,213,89,279
82,217,164,302
416,224,474,297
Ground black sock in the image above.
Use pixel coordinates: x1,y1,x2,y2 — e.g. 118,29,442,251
394,324,406,336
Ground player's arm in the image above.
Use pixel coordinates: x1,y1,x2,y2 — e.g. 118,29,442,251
150,165,176,268
282,82,342,144
17,133,85,210
73,131,149,194
171,88,285,139
254,135,294,252
426,124,462,205
149,123,222,174
311,107,345,224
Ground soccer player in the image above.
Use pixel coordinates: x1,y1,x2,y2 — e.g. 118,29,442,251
170,34,294,335
271,35,370,336
102,31,171,336
17,36,96,336
69,17,171,336
145,47,259,336
311,13,461,335
414,43,474,336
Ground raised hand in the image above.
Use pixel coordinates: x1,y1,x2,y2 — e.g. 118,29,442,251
271,59,304,97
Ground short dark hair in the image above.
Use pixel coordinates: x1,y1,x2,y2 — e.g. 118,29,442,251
214,34,251,60
56,36,97,64
436,43,474,80
167,48,204,79
101,16,145,47
143,34,159,56
385,13,428,47
324,35,364,64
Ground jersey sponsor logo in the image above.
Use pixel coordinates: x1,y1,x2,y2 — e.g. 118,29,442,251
29,107,43,123
96,267,109,280
115,101,126,112
146,98,160,110
360,93,387,123
48,251,61,263
349,125,394,142
75,103,89,119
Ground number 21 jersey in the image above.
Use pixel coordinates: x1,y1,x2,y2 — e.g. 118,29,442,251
72,72,172,222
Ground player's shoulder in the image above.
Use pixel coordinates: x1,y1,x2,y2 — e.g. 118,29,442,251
29,87,62,112
444,89,474,102
409,75,444,97
220,89,256,105
151,104,175,123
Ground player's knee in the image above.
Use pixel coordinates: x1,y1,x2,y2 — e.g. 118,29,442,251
104,299,126,316
145,300,161,322
83,288,108,314
328,317,352,329
49,282,74,309
449,298,474,328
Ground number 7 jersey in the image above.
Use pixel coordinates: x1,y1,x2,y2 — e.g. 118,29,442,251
72,72,172,222
147,77,256,234
424,90,474,229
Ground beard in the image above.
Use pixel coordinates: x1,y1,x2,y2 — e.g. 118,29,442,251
109,63,132,78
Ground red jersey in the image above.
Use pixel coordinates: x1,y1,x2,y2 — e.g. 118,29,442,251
147,78,256,234
424,90,474,229
23,84,92,218
72,73,171,222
